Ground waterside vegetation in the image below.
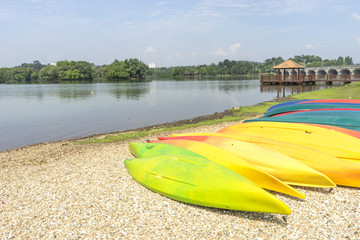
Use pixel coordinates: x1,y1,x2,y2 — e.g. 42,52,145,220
0,59,150,84
0,55,355,84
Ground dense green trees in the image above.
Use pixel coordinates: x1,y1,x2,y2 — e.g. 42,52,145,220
105,60,131,80
39,65,59,82
0,55,356,83
0,58,149,83
56,60,94,80
104,59,149,80
290,55,353,67
0,66,36,83
0,68,11,83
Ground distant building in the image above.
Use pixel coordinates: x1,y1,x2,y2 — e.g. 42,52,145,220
148,62,156,68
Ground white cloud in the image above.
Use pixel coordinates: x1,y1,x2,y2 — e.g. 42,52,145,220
305,44,315,49
211,43,242,57
230,43,241,55
352,12,360,21
357,37,360,45
145,46,156,54
210,48,228,56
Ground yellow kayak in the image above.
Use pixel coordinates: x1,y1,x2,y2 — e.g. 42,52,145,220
153,139,335,189
218,122,360,162
169,133,360,188
142,141,304,198
125,154,291,214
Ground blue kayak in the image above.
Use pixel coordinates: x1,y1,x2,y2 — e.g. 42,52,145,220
267,99,360,112
246,110,360,131
267,100,312,111
265,103,360,117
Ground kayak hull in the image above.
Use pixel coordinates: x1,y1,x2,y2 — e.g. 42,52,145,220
265,103,360,117
247,110,360,131
130,142,306,198
148,139,334,189
168,133,360,188
125,154,291,214
218,122,360,161
267,99,360,112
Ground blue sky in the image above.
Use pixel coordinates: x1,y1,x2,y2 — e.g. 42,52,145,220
0,0,359,67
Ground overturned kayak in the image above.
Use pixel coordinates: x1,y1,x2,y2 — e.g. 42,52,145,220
301,99,360,104
267,100,312,111
306,123,360,139
125,154,291,215
265,103,360,117
168,133,360,188
130,142,305,198
271,108,360,117
145,139,334,189
267,99,360,112
246,110,360,131
218,122,360,162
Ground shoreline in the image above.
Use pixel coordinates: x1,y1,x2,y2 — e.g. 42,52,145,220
1,86,360,238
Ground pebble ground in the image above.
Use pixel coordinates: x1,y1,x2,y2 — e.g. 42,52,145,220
1,121,359,239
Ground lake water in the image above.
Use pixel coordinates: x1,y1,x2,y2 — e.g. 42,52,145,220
0,79,330,151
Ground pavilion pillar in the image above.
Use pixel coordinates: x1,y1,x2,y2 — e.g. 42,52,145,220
283,69,286,81
298,68,300,81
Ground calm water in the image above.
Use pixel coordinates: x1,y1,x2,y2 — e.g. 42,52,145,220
0,79,329,151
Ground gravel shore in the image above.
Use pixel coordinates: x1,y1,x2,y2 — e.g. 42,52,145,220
1,121,360,239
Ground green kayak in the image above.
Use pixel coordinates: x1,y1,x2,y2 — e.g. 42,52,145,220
130,142,306,198
125,153,291,215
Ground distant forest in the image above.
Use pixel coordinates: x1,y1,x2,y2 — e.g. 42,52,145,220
0,55,355,84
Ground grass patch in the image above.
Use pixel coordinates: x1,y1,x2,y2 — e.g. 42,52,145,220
75,83,360,145
292,83,360,100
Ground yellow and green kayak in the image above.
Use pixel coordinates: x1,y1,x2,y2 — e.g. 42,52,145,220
130,142,305,198
147,139,335,189
125,154,291,215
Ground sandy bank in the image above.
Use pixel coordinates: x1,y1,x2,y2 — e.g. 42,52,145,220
1,120,359,239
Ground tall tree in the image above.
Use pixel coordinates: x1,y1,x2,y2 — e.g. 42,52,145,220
105,60,131,80
0,68,11,83
39,65,59,82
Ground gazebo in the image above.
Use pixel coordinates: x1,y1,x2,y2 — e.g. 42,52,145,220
274,59,305,81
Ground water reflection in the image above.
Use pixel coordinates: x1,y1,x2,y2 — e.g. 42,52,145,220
110,82,150,100
260,84,332,98
0,79,266,101
58,87,93,101
0,83,151,101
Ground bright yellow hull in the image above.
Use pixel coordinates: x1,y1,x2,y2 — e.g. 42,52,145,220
218,122,360,162
154,139,334,189
171,132,360,188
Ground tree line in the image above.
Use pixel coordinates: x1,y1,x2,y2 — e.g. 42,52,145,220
0,59,150,84
0,55,355,83
161,55,354,77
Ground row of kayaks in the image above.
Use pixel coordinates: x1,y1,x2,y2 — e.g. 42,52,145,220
260,99,360,131
124,99,360,215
